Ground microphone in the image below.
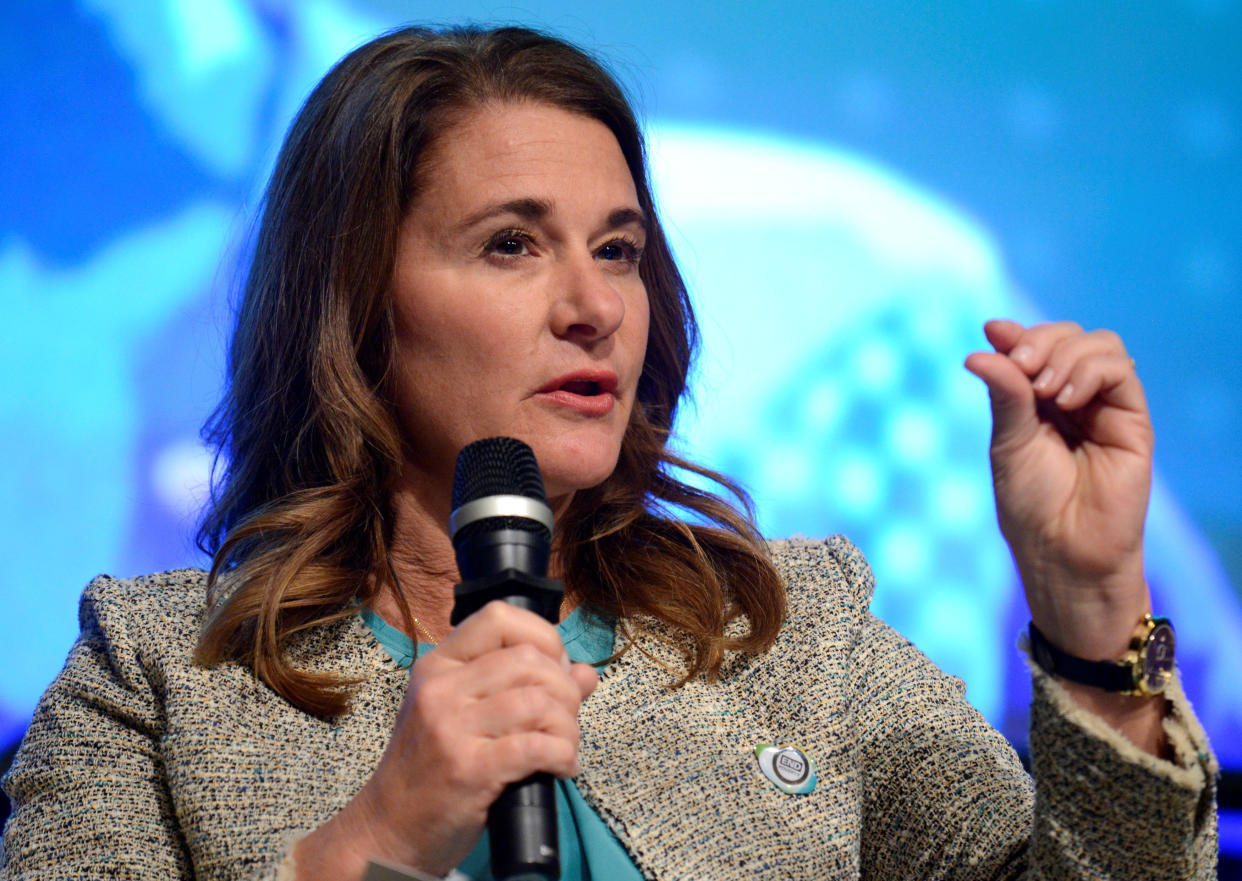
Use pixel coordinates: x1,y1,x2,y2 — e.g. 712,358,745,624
449,437,565,881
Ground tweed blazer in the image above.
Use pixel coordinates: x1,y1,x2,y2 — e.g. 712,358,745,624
0,536,1218,880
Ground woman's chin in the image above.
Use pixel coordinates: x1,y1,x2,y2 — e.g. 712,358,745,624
543,469,614,503
537,450,621,502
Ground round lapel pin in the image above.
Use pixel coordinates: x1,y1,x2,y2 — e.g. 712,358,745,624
755,743,817,794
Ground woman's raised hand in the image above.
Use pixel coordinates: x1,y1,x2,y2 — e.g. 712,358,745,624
295,601,599,879
964,319,1154,661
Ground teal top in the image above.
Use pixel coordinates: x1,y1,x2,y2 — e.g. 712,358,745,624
360,606,644,881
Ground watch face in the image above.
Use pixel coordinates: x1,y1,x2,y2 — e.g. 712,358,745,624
1141,621,1176,692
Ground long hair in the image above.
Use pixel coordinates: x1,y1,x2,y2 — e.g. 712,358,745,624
196,25,785,715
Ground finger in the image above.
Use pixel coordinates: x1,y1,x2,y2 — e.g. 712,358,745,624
569,662,600,700
1050,352,1147,415
438,601,569,666
438,643,583,706
997,320,1085,377
469,686,581,741
1028,329,1126,401
408,652,577,734
981,318,1026,354
964,350,1039,448
488,731,581,781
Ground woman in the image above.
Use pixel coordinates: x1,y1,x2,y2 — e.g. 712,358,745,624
0,24,1217,881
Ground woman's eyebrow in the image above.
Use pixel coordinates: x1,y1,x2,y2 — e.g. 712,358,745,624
607,207,646,232
456,197,553,231
453,199,645,235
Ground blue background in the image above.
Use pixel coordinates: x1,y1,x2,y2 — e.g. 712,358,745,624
2,0,1240,789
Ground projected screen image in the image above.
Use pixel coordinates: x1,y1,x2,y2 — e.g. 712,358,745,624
2,0,1240,779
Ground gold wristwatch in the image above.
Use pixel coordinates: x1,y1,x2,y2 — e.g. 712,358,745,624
1028,613,1175,697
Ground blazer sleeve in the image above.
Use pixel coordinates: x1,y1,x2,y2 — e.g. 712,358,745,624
0,576,193,874
834,541,1218,880
0,576,196,880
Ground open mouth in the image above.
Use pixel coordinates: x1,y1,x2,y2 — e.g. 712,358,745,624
560,379,603,396
538,372,618,415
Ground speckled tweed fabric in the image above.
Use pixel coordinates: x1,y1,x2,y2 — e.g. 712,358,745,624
0,536,1218,880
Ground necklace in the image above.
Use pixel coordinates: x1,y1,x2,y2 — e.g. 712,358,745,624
409,613,435,644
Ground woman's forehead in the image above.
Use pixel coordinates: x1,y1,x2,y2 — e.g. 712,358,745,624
413,102,639,216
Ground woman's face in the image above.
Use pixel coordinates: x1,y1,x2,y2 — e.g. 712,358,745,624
390,102,650,504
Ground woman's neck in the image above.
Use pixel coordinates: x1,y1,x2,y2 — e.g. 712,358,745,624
379,470,462,643
376,468,577,642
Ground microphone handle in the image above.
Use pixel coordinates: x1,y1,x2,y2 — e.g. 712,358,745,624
452,579,563,881
488,771,558,881
490,590,559,881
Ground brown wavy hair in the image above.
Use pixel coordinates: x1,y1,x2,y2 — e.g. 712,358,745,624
195,25,785,716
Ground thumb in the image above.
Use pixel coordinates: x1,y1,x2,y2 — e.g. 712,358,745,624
964,351,1038,448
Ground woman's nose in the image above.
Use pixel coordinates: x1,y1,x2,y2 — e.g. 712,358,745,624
549,255,627,343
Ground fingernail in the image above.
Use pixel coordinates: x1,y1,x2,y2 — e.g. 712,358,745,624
1055,383,1074,405
1033,367,1055,391
561,650,571,670
1011,345,1033,367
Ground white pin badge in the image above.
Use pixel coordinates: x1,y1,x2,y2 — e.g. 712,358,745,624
755,743,817,794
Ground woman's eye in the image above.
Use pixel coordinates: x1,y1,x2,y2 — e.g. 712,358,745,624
598,239,643,263
486,230,532,258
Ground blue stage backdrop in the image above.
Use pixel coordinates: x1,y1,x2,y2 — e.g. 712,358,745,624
3,0,1240,777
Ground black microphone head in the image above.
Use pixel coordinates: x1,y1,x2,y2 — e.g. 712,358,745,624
451,437,551,546
452,436,547,508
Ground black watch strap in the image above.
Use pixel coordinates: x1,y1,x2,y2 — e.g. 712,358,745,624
1028,621,1136,692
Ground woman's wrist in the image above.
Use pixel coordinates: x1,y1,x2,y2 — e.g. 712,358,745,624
292,813,373,881
1021,564,1151,660
292,786,427,881
1053,678,1172,759
1024,572,1174,759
